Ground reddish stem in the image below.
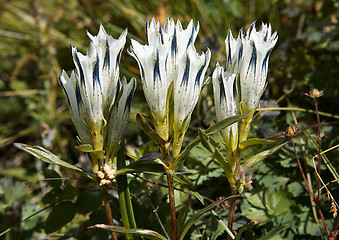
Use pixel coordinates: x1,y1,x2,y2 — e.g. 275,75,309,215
291,137,331,237
314,102,322,199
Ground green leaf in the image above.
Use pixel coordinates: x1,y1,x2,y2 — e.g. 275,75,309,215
176,204,190,235
179,195,238,240
257,225,289,240
173,175,204,205
210,210,234,239
90,224,168,240
75,144,93,152
239,138,279,150
242,190,293,224
75,191,102,214
45,200,76,234
14,143,94,180
234,221,255,240
175,114,247,164
75,144,105,155
240,142,288,173
43,168,62,188
136,113,167,147
205,115,248,135
115,160,165,175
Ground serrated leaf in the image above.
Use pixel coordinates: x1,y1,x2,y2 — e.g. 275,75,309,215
239,138,279,150
91,224,168,240
115,160,165,175
45,200,76,234
14,143,94,180
179,195,238,240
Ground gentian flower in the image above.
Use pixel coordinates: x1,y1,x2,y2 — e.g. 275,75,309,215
239,21,278,115
59,25,136,172
213,21,278,147
129,17,210,158
212,63,238,156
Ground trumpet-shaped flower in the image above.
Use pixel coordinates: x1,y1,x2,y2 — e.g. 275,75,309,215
129,18,210,150
105,77,136,160
239,21,278,115
213,21,277,152
59,25,135,171
212,63,238,152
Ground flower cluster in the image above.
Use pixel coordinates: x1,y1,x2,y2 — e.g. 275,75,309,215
59,19,278,194
213,21,278,151
95,163,117,186
129,18,211,158
59,25,136,172
232,170,253,194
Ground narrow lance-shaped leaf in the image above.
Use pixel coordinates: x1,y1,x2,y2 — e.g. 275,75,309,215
240,141,288,173
90,224,168,240
173,175,204,205
115,160,165,175
256,225,289,240
234,221,255,240
174,114,247,165
198,129,234,185
239,138,279,150
136,113,167,147
178,195,238,240
14,143,94,180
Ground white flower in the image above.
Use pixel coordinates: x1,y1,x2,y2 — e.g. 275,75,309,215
173,44,210,130
212,63,238,149
105,77,136,159
129,17,210,140
225,28,243,73
239,21,278,114
212,21,278,148
59,25,132,151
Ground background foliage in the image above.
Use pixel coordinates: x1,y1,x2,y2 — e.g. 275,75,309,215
0,0,338,239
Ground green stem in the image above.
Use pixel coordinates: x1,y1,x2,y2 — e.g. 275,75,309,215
117,143,136,240
101,187,118,240
167,171,177,240
161,145,177,240
227,189,237,240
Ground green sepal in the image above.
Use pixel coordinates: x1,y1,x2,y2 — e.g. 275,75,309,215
90,224,168,240
178,195,239,240
14,143,94,180
239,138,279,150
240,141,288,173
136,113,167,148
